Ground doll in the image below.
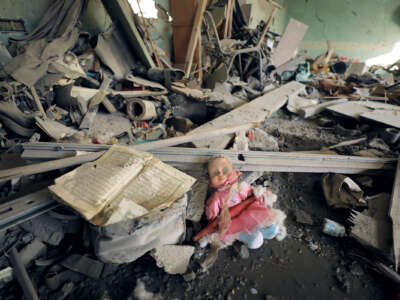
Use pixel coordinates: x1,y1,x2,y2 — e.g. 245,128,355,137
203,156,286,249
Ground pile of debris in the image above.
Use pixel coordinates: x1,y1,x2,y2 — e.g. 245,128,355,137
0,0,400,299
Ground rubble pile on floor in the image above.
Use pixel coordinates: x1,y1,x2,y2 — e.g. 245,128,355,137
0,0,400,299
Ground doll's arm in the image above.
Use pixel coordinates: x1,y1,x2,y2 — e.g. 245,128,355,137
238,181,253,199
205,193,221,221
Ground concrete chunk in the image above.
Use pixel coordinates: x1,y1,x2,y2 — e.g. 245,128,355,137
20,239,47,266
345,62,367,77
151,245,194,274
21,214,65,246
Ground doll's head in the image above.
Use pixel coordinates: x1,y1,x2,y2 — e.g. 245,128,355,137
208,156,235,187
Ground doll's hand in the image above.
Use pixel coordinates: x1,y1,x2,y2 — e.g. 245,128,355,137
253,185,266,198
263,189,277,207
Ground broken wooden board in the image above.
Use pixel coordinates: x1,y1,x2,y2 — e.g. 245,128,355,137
170,0,198,66
191,81,306,149
327,101,400,118
327,101,400,128
35,117,77,140
79,106,98,130
299,98,348,118
390,159,400,271
361,110,400,129
184,0,207,77
126,74,167,91
170,82,208,99
271,19,309,67
134,123,258,152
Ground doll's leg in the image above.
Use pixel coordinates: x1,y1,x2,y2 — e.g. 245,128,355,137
238,231,263,249
260,224,279,239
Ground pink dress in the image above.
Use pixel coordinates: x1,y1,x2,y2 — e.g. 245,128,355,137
205,171,275,243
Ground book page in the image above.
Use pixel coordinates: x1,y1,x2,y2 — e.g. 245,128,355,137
50,145,195,225
49,145,152,220
93,153,196,225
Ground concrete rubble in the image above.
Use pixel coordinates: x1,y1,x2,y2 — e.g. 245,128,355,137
0,0,399,299
151,245,195,275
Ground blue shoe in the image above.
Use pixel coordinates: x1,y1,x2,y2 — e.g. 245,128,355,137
238,231,263,249
260,225,279,240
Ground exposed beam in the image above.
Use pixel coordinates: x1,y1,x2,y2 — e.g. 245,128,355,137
20,143,396,174
390,159,400,271
0,152,104,182
0,189,58,232
184,0,207,78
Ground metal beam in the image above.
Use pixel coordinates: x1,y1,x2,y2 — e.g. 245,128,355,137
21,143,397,174
0,189,58,232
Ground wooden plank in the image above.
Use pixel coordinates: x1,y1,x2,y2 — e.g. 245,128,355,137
102,98,117,113
224,0,233,39
35,117,77,140
227,0,233,38
327,137,367,150
136,0,161,67
0,152,104,182
88,76,113,109
390,159,400,271
134,122,258,151
30,86,46,118
191,81,306,149
101,0,155,68
196,34,203,82
170,0,197,66
271,18,309,67
299,99,348,118
184,0,207,78
256,5,278,48
79,106,98,130
361,110,400,129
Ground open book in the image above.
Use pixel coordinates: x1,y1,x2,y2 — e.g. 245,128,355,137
49,145,196,226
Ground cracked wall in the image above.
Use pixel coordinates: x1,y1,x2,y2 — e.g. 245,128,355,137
0,0,112,45
285,0,400,61
239,0,287,34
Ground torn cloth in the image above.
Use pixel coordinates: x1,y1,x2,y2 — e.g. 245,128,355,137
9,0,87,42
5,29,80,86
5,0,87,86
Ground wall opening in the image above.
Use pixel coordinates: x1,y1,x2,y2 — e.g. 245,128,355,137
366,42,400,67
128,0,158,19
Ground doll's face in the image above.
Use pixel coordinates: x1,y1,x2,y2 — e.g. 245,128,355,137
208,157,234,186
